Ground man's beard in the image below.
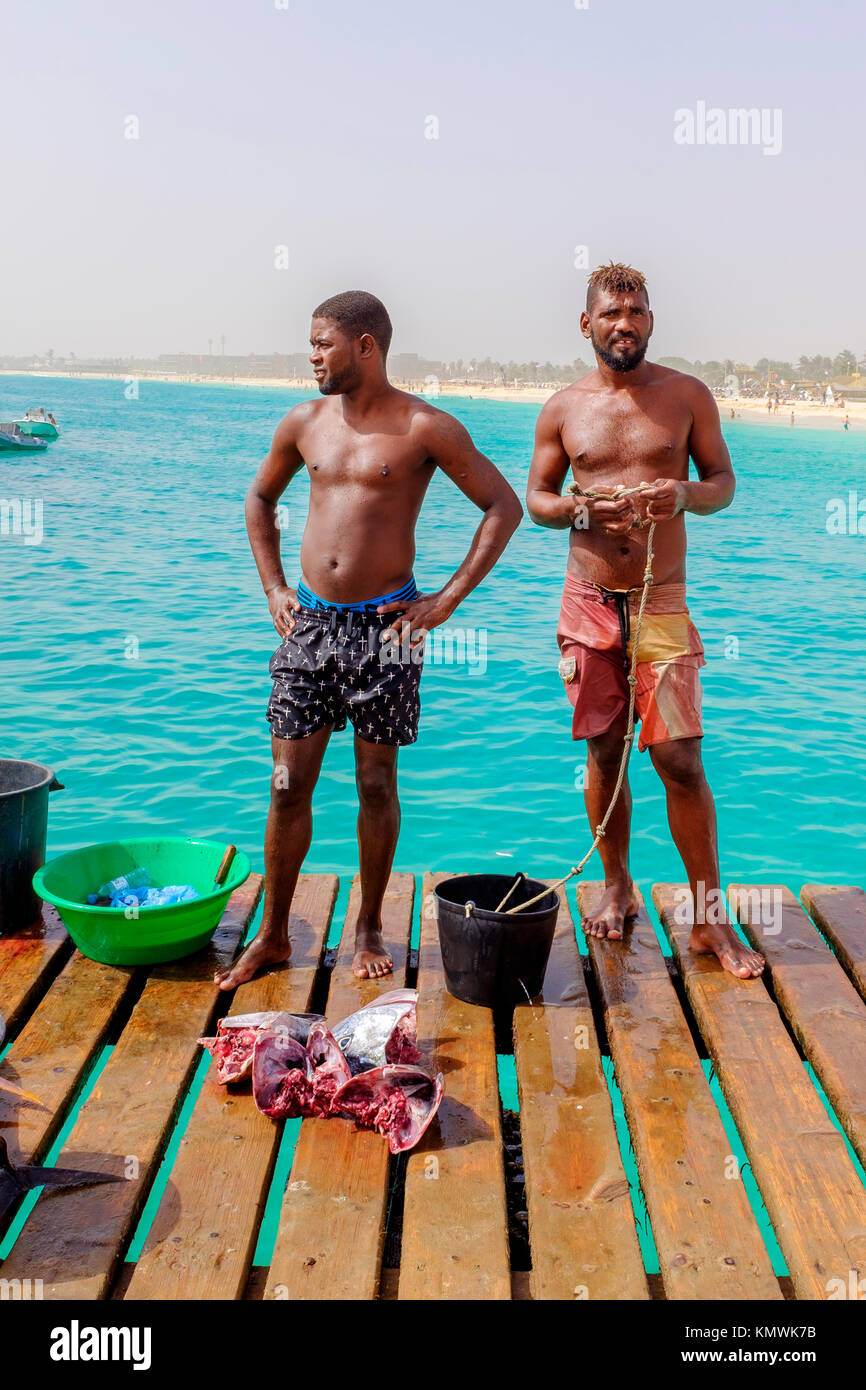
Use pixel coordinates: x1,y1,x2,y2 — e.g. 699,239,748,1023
317,364,356,395
592,334,647,374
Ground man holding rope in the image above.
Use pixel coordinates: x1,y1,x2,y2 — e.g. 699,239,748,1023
526,262,764,978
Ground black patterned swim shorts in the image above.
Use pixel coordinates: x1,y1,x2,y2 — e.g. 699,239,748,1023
266,606,424,745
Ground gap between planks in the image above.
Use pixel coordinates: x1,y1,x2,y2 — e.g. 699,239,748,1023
0,875,264,1299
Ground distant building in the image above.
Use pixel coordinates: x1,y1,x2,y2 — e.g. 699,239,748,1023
389,352,446,382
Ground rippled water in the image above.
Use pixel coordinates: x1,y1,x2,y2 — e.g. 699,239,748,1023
3,373,864,893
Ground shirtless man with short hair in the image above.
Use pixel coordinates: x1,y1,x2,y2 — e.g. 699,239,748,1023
527,262,764,979
216,290,522,989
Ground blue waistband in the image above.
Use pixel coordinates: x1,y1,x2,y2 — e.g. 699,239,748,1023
296,576,418,612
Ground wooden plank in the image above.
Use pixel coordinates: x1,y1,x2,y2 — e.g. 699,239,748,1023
730,884,866,1171
0,873,263,1299
579,881,780,1300
398,872,511,1300
124,873,336,1301
0,907,71,1037
513,885,648,1300
1,952,137,1170
800,885,866,1001
262,873,414,1301
654,882,866,1300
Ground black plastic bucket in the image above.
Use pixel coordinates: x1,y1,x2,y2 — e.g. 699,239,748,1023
434,874,560,1010
0,759,64,933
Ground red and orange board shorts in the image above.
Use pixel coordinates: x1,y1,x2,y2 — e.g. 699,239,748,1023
557,574,706,751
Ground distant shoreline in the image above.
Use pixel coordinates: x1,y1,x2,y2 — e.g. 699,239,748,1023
713,397,864,431
0,367,553,403
1,368,862,430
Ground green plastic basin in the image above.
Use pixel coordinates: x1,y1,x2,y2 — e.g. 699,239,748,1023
32,836,252,966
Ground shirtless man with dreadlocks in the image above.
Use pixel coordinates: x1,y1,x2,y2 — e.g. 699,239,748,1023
527,262,764,978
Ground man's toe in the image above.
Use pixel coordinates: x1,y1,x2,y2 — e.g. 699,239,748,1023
727,955,751,978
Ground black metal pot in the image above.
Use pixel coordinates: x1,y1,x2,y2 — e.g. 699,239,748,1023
0,759,64,932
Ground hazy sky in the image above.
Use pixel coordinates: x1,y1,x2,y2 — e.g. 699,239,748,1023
4,0,863,364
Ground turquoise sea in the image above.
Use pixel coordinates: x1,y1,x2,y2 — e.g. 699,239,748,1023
3,372,865,896
3,372,865,1278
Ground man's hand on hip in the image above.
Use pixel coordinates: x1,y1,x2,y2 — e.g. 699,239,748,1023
377,590,454,647
268,584,301,637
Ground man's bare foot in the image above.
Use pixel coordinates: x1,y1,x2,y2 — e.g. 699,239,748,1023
582,879,641,940
689,922,765,979
214,934,291,991
352,926,393,979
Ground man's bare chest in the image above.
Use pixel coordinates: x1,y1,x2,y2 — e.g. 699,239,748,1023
300,429,430,488
561,402,691,476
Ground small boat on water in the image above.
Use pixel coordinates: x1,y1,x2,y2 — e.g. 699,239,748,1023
0,423,49,452
13,407,60,439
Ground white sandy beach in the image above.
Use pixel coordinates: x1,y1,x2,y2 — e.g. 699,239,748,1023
2,369,863,429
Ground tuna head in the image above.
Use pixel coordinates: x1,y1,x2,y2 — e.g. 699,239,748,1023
199,1011,324,1084
252,1030,311,1118
305,1021,352,1114
333,1064,444,1153
252,1021,352,1120
331,990,421,1075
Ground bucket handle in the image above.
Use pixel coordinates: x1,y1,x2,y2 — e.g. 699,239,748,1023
48,773,64,792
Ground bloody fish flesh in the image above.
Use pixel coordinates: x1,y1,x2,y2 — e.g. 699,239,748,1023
332,1065,445,1154
200,991,443,1152
198,1011,323,1084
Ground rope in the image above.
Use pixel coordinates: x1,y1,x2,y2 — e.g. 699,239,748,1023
504,482,656,915
568,478,653,527
494,871,526,914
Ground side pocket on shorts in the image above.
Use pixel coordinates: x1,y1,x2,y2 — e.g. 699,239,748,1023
268,635,291,677
558,655,576,684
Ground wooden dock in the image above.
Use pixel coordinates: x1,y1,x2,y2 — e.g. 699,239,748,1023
1,873,866,1301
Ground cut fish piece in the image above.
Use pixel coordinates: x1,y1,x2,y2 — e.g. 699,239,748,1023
199,1011,323,1084
333,1064,444,1153
331,991,421,1074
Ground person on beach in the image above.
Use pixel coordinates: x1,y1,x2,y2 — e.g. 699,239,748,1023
216,290,522,988
526,262,764,979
